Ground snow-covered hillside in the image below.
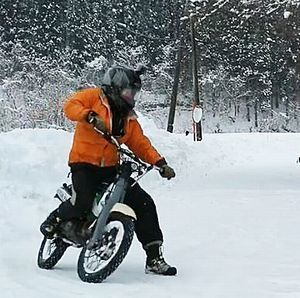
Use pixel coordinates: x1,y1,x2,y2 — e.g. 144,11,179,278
1,115,300,298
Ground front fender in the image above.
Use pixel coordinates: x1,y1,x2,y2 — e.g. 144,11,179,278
111,203,137,220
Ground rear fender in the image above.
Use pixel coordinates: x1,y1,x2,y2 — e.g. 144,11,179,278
111,203,137,220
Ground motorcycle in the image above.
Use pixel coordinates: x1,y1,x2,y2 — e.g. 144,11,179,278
37,132,157,283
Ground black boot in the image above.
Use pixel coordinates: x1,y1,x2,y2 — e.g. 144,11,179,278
145,243,177,276
40,209,61,238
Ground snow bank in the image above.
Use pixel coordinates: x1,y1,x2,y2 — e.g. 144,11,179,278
1,119,300,297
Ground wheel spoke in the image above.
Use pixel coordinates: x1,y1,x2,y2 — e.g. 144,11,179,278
38,237,69,269
82,221,124,274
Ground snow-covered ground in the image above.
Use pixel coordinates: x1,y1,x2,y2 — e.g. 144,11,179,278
1,115,300,298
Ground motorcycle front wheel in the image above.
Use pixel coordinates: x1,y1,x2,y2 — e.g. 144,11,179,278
77,213,135,283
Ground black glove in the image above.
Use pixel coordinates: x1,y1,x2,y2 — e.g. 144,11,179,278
87,111,108,133
156,159,176,180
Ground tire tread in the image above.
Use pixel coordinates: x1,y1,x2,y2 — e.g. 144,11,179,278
77,216,135,283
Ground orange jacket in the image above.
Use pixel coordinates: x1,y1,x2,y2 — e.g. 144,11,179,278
64,87,163,167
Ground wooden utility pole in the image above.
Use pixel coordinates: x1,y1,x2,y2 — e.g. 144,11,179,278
190,15,202,141
167,37,183,133
167,0,189,133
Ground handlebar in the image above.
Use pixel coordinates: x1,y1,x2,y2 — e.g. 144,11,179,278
93,126,159,172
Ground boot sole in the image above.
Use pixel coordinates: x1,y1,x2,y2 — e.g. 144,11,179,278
145,267,177,276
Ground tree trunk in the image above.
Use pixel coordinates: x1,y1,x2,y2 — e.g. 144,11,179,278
254,98,258,128
246,101,251,122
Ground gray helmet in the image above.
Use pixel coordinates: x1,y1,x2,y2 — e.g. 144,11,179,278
102,64,145,109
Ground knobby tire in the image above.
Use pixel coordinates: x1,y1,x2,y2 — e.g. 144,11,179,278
37,237,69,269
77,215,135,283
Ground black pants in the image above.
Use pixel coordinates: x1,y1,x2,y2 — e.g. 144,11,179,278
57,163,163,247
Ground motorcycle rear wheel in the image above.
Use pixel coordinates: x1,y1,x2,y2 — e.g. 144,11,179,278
37,237,70,269
77,213,135,283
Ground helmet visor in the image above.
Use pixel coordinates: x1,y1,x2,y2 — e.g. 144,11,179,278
120,88,139,108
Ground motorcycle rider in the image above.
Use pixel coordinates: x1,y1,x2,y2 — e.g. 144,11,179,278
40,64,177,276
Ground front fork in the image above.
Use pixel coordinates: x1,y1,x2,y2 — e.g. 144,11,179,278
87,162,132,250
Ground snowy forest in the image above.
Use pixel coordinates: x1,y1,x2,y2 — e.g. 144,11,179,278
1,0,300,133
